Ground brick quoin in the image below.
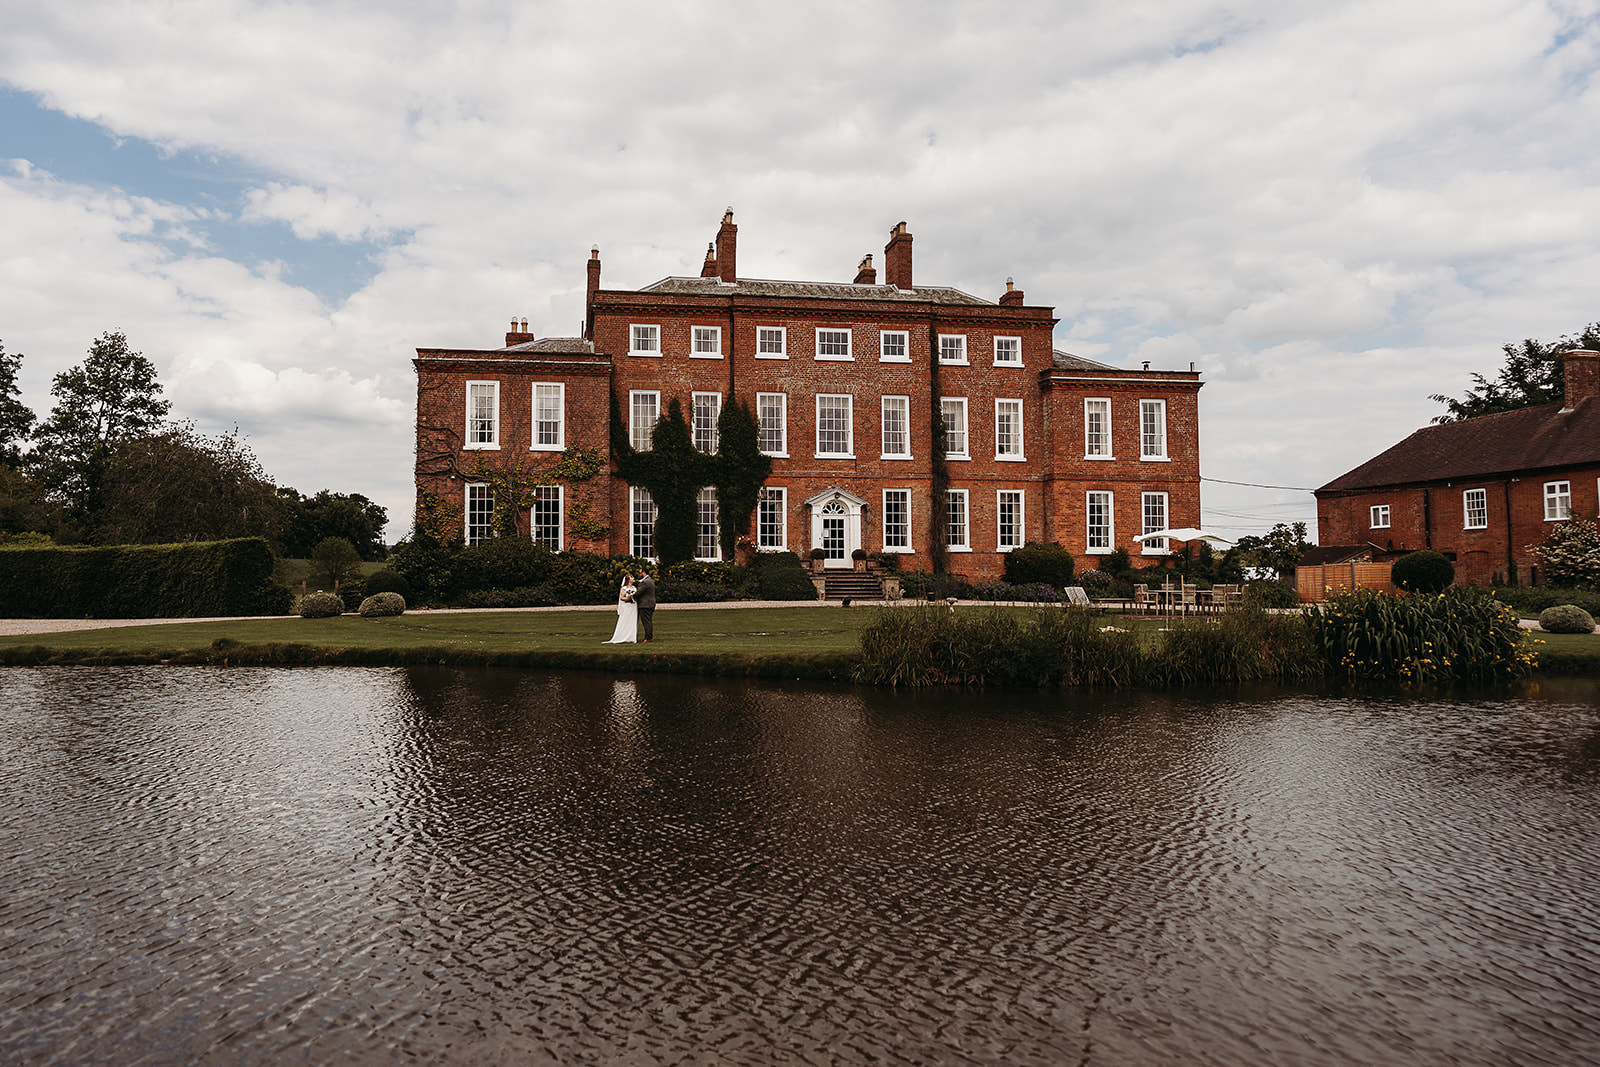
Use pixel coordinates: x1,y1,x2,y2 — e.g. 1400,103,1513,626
415,213,1206,580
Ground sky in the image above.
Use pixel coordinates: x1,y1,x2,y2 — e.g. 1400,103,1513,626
2,0,1598,545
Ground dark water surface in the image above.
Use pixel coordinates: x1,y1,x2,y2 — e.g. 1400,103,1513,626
2,668,1599,1065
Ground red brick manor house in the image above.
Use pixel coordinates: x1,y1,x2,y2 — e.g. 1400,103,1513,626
413,213,1204,580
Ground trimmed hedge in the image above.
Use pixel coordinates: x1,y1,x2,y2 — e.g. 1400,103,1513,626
1491,585,1600,618
0,537,290,618
359,592,406,617
1391,550,1454,594
1002,541,1075,589
299,592,344,618
749,551,818,601
1539,604,1596,634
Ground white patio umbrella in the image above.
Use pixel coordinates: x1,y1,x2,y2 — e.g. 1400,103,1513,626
1132,527,1235,547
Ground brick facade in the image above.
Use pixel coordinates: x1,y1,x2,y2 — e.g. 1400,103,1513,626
414,215,1205,579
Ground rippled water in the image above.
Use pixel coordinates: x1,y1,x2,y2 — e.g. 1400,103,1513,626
2,669,1599,1065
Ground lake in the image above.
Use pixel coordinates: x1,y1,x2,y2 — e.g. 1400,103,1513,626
2,667,1598,1064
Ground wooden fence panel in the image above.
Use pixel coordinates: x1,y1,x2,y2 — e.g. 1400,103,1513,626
1295,562,1396,602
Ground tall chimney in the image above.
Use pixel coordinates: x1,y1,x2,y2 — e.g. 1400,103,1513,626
854,253,876,285
998,277,1025,306
715,208,737,282
884,221,913,289
1560,349,1600,412
700,242,718,278
584,246,601,340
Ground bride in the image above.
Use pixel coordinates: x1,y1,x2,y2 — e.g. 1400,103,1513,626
604,575,638,644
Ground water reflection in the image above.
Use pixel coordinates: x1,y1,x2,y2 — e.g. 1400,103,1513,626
0,667,1598,1064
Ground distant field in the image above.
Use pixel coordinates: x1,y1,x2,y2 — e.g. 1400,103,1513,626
272,557,387,591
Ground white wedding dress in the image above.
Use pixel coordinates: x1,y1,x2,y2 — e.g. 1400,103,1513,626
605,583,638,644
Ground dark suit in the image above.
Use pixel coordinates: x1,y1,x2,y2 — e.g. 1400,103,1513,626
634,575,656,640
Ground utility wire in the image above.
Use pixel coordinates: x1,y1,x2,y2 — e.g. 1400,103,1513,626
1202,476,1316,492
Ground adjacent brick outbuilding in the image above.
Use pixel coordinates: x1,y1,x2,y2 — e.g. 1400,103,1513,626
414,213,1205,579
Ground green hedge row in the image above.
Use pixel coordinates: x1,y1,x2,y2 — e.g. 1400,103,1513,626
0,538,291,618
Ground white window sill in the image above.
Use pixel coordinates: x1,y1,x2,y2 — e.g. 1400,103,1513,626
755,353,788,360
629,350,662,358
947,545,972,553
939,360,969,367
882,545,913,553
690,353,724,360
1545,515,1571,522
1464,524,1487,530
995,454,1026,462
997,544,1019,553
945,453,971,462
1087,547,1112,555
1141,548,1168,556
993,361,1024,369
1084,454,1115,461
1140,455,1172,462
815,355,854,362
880,356,912,364
760,451,790,459
464,443,500,451
815,453,856,460
531,444,563,452
882,454,914,461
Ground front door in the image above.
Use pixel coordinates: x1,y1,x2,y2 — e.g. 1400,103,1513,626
816,500,857,569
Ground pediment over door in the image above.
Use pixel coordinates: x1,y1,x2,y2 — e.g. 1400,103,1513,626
802,486,869,510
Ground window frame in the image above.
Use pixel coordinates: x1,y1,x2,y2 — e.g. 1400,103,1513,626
881,395,912,460
815,393,855,459
692,390,722,453
1086,490,1114,554
756,391,788,457
1139,399,1169,461
1141,491,1169,555
1370,504,1391,529
629,389,660,452
695,486,721,561
464,380,500,450
629,323,661,357
1463,488,1488,530
691,325,723,359
758,486,788,550
882,488,912,552
994,398,1024,461
946,488,971,552
815,327,853,361
997,490,1025,552
1545,480,1572,521
755,325,787,359
530,484,563,550
994,335,1022,366
938,333,968,366
630,486,657,560
880,329,910,364
531,381,565,451
940,396,969,460
465,482,494,545
1084,397,1112,459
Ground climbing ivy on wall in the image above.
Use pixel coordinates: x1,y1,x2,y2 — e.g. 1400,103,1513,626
928,318,950,574
714,394,771,557
612,396,710,567
460,446,611,542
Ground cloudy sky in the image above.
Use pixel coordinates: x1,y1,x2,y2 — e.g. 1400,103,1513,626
2,0,1597,543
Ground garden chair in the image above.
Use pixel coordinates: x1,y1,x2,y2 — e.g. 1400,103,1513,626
1132,584,1152,615
1064,586,1094,610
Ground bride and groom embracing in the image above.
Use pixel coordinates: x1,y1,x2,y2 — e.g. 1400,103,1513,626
604,570,655,644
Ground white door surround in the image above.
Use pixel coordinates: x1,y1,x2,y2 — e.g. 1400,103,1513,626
804,486,866,569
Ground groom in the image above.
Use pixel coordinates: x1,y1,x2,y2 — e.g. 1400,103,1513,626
634,570,656,642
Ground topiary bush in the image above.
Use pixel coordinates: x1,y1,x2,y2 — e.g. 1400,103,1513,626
1391,549,1455,594
358,592,406,617
1491,585,1600,618
1539,604,1597,634
363,569,415,602
298,591,344,618
749,551,818,601
1002,541,1075,589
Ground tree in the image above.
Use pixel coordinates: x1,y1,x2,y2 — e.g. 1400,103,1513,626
93,424,287,545
278,488,389,559
1431,322,1600,422
1531,519,1600,590
30,330,170,528
612,397,712,568
0,339,35,467
1232,522,1311,580
310,536,363,590
713,394,771,557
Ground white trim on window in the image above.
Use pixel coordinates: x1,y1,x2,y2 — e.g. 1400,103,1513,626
881,395,912,460
1086,490,1114,554
1084,397,1112,459
815,327,853,361
629,390,660,452
938,333,968,365
946,488,971,552
997,490,1024,552
1370,504,1391,529
695,486,721,561
530,484,563,551
630,486,657,560
756,391,788,457
758,486,788,550
815,393,854,458
882,488,912,552
879,330,910,364
691,325,723,358
629,323,661,357
1463,488,1488,530
1141,491,1169,555
531,382,565,451
464,380,500,450
940,397,969,460
692,391,722,453
756,325,787,359
994,336,1022,366
994,398,1024,461
1545,481,1572,521
1140,399,1169,461
465,482,494,545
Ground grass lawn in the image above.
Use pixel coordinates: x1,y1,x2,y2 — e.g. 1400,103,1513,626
272,557,387,592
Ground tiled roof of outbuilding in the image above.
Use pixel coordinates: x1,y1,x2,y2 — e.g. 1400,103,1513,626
1051,349,1115,371
1317,397,1600,492
500,337,595,353
637,276,994,306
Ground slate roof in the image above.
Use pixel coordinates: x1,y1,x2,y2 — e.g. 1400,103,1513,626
1317,396,1600,492
499,337,595,354
1051,349,1115,371
636,276,994,306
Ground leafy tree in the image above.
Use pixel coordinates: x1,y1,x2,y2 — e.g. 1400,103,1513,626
1232,522,1311,580
713,394,771,556
30,330,170,527
93,423,287,545
0,465,58,539
1531,519,1600,590
279,488,389,559
0,339,35,467
1431,322,1600,422
612,396,712,568
310,536,363,590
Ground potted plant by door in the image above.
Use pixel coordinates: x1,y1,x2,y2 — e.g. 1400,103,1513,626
851,548,869,572
809,547,827,573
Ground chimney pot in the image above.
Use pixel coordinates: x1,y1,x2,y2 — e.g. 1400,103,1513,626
1559,349,1600,411
854,253,877,285
715,211,737,282
883,221,913,289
